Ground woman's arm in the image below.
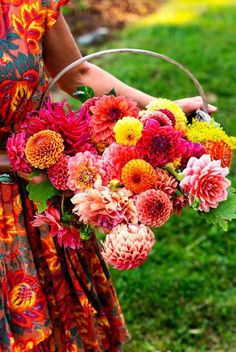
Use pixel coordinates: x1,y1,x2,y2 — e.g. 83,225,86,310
43,13,216,114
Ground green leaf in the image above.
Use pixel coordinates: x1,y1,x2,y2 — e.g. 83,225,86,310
73,86,94,103
80,224,93,240
200,187,236,231
106,88,117,96
26,181,59,213
28,169,41,180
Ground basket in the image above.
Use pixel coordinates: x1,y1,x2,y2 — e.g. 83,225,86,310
40,48,210,120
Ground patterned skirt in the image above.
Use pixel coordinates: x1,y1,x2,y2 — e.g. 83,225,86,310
0,176,130,352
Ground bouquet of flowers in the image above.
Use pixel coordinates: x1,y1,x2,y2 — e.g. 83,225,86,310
7,87,236,270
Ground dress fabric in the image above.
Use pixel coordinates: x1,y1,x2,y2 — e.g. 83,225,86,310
0,1,129,351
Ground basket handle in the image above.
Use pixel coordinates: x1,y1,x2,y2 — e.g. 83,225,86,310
40,48,209,112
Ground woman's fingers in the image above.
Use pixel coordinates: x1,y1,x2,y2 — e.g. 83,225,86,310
175,96,217,115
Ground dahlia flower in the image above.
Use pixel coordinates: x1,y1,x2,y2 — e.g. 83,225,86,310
103,143,140,181
101,224,155,270
71,186,138,233
173,194,189,215
113,116,143,146
136,189,173,227
48,154,69,190
180,154,231,212
180,139,206,168
56,226,82,250
186,120,234,148
139,110,174,126
204,140,232,168
6,132,32,173
136,119,184,167
67,151,107,192
23,99,96,155
121,159,157,194
155,168,178,197
146,98,187,131
25,130,64,169
78,96,101,121
89,95,140,145
32,207,62,235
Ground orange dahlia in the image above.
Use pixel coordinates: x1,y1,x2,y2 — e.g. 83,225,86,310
121,159,157,194
25,130,64,169
204,140,232,168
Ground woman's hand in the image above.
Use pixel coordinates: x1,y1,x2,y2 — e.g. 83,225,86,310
17,171,48,184
175,96,217,116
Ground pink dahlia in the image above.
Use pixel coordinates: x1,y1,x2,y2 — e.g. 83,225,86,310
136,119,184,167
155,168,178,197
89,95,140,145
71,186,138,233
101,224,155,270
103,143,140,181
48,154,69,190
173,194,189,215
32,207,62,235
6,132,32,173
78,96,101,121
180,139,205,168
180,154,231,212
56,226,82,250
23,98,96,155
140,110,173,126
67,151,107,192
136,189,173,227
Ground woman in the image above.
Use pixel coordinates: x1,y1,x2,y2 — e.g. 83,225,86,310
0,1,216,351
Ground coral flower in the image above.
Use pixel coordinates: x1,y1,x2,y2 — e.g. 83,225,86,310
136,189,173,227
89,95,140,145
121,159,157,194
71,186,138,233
180,154,231,212
113,116,143,146
48,154,69,190
204,140,232,168
146,98,187,131
155,168,178,197
101,224,155,270
136,118,184,167
103,143,140,181
25,130,64,169
6,132,32,173
67,151,107,192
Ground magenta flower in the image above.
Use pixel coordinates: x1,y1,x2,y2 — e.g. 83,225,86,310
136,119,184,167
32,207,62,236
180,154,231,212
6,132,32,173
180,139,205,168
56,226,82,250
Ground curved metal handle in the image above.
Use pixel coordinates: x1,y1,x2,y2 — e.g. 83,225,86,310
41,48,209,113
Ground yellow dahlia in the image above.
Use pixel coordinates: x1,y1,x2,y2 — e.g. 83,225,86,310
113,116,143,146
25,130,64,169
230,136,236,149
186,120,235,148
204,140,233,168
121,159,157,194
146,98,187,132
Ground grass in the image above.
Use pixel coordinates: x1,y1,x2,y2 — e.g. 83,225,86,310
70,1,236,350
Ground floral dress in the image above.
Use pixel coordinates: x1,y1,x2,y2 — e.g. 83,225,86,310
0,1,130,351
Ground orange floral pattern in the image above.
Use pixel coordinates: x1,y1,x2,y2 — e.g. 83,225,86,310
0,1,129,351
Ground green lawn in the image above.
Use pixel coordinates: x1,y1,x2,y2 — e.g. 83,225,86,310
73,1,236,350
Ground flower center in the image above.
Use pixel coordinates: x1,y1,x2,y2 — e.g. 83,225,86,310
108,108,122,121
149,199,164,215
151,135,169,153
78,168,97,187
132,173,141,183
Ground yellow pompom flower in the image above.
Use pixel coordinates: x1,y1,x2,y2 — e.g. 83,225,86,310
230,136,236,149
146,98,187,132
113,116,143,146
187,120,235,149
